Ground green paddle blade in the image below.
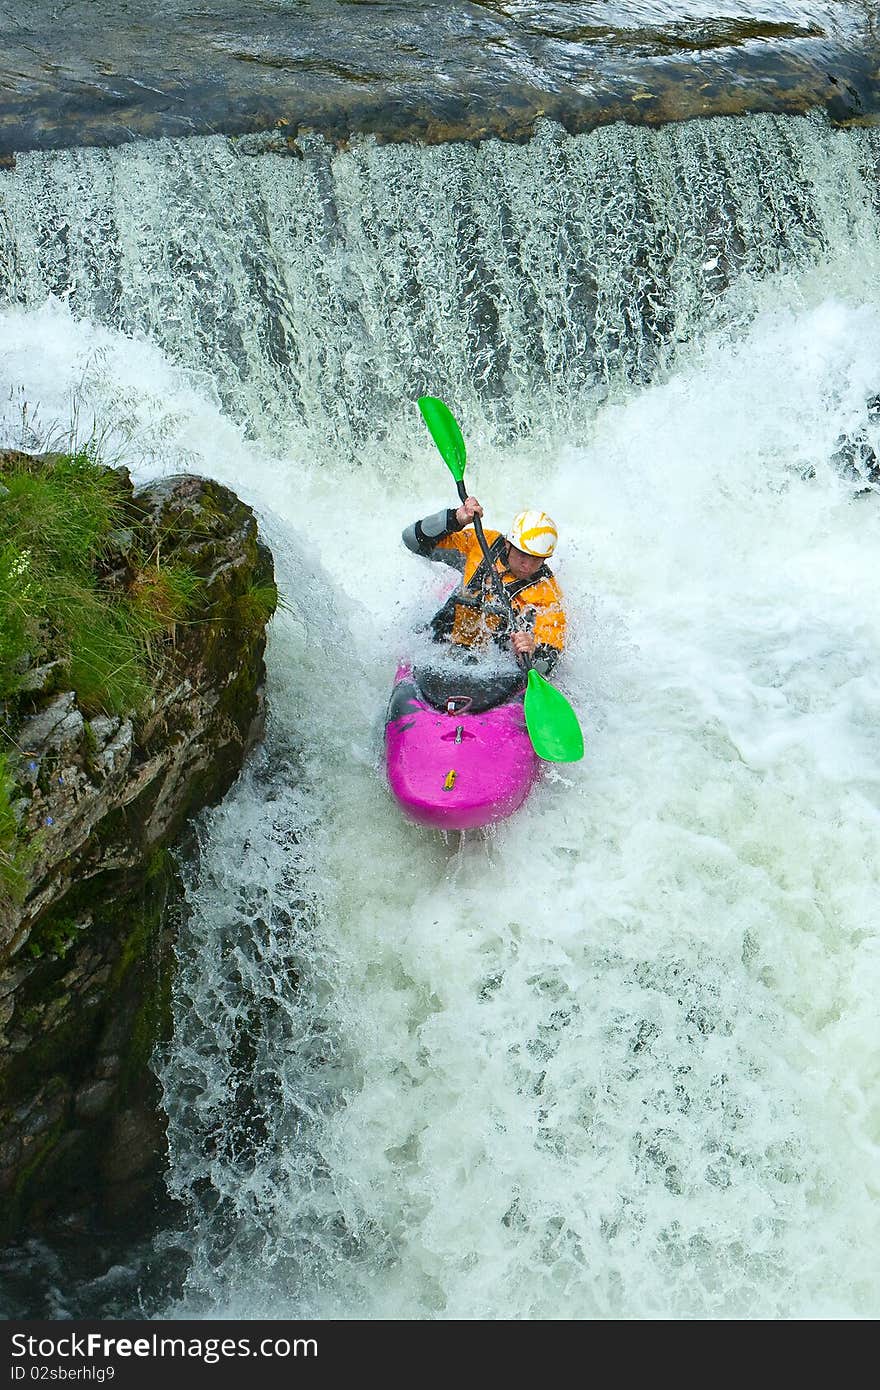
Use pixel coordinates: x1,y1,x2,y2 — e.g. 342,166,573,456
417,394,581,763
524,668,585,762
418,396,467,482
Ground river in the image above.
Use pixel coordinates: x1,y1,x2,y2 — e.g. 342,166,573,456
1,10,880,1322
2,1,879,152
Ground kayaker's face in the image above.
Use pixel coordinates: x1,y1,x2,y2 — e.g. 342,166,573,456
504,543,546,581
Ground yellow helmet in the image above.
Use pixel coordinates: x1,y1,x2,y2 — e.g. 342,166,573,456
506,509,557,558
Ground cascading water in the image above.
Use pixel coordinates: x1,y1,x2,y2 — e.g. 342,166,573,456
2,110,880,1319
4,113,879,456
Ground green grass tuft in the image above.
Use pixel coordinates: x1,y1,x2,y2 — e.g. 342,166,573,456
1,450,201,717
233,580,279,629
0,751,27,911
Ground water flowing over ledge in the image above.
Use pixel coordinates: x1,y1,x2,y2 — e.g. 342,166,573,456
2,114,879,461
2,107,880,1318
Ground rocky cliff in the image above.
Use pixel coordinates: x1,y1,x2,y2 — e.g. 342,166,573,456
0,455,277,1239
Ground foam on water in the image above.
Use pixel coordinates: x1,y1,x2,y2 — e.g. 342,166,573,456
2,113,880,1318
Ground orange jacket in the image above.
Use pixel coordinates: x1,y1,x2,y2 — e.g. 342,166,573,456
405,514,566,671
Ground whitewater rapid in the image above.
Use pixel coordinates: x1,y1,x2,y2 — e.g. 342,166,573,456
2,113,880,1318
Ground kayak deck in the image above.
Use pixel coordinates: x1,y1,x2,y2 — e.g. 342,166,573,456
385,666,539,830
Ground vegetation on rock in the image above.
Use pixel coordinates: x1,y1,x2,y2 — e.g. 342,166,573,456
0,449,200,717
0,446,277,1239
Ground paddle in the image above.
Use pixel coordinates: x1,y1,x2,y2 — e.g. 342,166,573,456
416,395,584,763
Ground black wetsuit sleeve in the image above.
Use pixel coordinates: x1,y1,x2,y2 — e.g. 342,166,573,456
402,508,464,557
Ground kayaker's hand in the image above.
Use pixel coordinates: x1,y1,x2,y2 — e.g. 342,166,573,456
455,496,483,527
511,631,536,657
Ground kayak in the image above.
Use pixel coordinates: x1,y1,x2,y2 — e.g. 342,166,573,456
384,658,540,831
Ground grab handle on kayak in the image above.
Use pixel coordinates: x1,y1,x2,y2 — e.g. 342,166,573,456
445,695,473,714
442,723,474,743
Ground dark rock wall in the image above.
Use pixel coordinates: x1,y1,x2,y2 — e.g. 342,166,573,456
0,464,276,1239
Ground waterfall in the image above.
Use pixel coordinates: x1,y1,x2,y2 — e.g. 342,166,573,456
2,110,880,1319
3,114,879,458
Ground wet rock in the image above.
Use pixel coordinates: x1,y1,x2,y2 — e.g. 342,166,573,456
0,458,276,1240
16,661,65,696
17,693,83,756
102,1106,164,1187
74,1080,116,1120
1,8,879,158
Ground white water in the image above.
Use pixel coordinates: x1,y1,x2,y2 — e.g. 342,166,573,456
2,113,880,1319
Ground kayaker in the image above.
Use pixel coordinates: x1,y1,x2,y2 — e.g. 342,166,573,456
403,497,566,675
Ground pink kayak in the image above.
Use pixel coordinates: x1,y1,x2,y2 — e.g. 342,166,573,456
385,662,540,830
